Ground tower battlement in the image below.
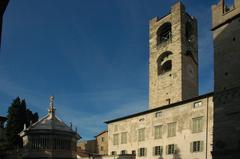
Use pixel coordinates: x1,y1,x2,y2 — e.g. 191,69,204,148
212,0,240,30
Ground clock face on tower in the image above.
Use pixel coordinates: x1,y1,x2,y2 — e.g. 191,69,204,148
187,64,195,80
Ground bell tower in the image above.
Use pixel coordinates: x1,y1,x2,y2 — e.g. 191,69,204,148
212,0,240,158
149,2,199,109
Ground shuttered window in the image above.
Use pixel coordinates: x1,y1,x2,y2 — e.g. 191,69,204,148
154,125,162,139
113,134,119,145
138,128,145,142
138,148,147,157
190,141,204,152
121,132,127,144
166,144,176,155
153,146,163,156
167,122,176,137
192,117,203,133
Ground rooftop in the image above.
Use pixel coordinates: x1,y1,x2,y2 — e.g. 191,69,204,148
105,92,214,124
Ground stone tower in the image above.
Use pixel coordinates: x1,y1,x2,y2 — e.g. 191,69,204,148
212,0,240,158
0,0,9,48
149,2,198,109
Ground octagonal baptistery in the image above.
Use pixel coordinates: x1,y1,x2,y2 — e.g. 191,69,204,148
20,96,80,159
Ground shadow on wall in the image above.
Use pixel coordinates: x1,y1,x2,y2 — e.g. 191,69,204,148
212,2,240,158
173,147,182,159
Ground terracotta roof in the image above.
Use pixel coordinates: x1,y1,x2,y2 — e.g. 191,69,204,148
95,130,108,137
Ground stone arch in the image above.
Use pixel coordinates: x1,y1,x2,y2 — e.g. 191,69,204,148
157,51,173,75
157,22,172,45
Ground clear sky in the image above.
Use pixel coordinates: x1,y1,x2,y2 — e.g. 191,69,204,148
0,0,221,139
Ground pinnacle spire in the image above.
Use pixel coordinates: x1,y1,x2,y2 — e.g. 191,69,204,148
48,96,56,116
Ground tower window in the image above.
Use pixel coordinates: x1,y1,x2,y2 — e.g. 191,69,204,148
157,22,172,45
157,51,173,75
224,0,235,13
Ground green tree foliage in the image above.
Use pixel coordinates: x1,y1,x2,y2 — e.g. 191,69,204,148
5,97,39,149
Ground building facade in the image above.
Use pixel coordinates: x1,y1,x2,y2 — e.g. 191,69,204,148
77,140,97,157
106,94,213,159
20,96,80,159
96,130,108,155
0,0,9,48
105,2,215,159
212,0,240,158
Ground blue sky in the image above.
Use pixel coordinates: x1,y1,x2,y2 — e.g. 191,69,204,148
0,0,220,139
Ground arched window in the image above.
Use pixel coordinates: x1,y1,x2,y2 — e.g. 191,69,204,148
157,22,172,45
157,51,173,75
185,21,193,42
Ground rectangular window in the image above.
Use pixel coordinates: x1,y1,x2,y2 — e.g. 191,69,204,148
166,144,176,155
155,111,162,117
167,122,176,137
154,125,162,139
101,137,104,142
153,146,163,156
121,150,127,154
138,148,147,157
192,117,203,133
121,132,127,144
191,141,204,152
193,101,202,108
113,134,119,145
138,128,145,142
100,146,104,151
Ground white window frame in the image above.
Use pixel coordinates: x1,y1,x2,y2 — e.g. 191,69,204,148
193,101,202,108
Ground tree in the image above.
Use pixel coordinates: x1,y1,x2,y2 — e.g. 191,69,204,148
5,97,39,149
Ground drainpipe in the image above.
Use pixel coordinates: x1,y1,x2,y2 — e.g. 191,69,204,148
206,97,209,159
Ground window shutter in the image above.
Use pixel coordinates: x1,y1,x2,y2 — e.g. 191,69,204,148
138,149,140,157
166,145,168,155
200,141,204,152
190,142,193,153
174,144,177,154
153,147,155,156
145,148,147,156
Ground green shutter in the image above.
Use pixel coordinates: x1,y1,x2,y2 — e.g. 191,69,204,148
174,144,177,154
145,148,147,156
153,147,155,156
166,145,168,155
190,142,193,153
200,141,204,152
